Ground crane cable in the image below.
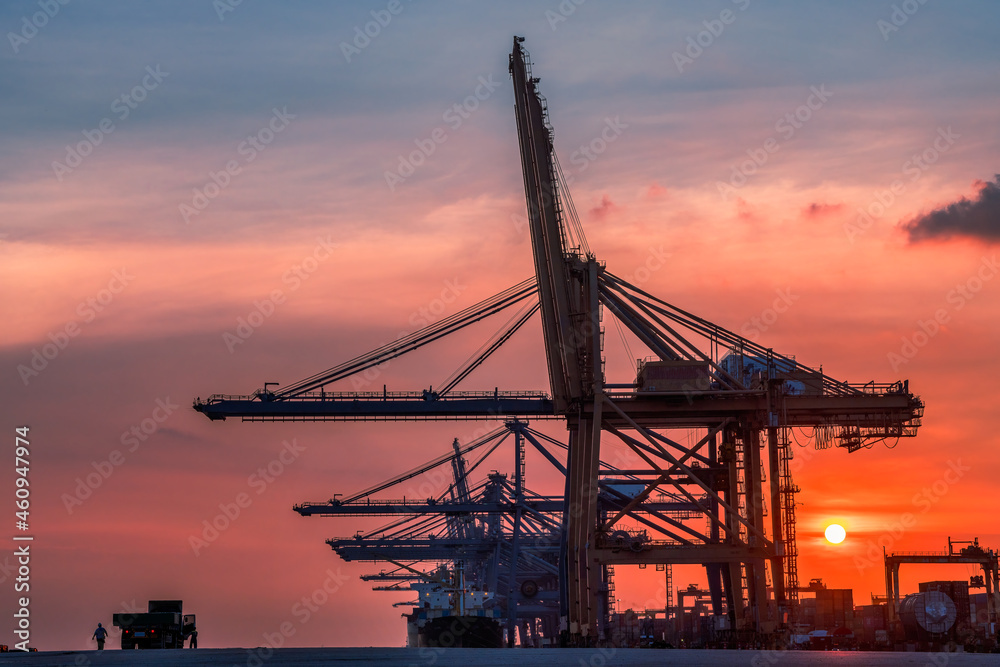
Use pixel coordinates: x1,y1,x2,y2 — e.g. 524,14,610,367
553,152,591,257
275,277,537,398
436,298,541,397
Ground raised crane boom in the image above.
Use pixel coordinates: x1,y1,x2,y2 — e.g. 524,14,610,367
509,36,587,412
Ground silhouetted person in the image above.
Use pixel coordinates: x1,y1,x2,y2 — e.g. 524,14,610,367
92,623,108,650
189,629,198,648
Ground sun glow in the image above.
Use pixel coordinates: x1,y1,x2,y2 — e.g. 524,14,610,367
825,524,847,544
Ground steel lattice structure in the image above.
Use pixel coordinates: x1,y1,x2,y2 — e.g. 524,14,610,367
295,421,710,645
195,37,924,646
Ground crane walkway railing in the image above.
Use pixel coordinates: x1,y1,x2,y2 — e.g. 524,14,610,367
297,496,563,509
201,389,550,404
204,384,907,405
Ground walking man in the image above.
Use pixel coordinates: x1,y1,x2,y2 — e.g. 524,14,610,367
92,622,108,650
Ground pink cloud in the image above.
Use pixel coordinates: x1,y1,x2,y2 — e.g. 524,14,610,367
803,202,845,218
589,193,618,219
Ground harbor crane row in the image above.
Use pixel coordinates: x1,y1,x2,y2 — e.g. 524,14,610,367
194,37,924,645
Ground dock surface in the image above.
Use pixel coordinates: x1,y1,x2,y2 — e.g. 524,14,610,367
0,648,992,666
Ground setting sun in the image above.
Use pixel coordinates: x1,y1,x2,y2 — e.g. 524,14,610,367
825,524,847,544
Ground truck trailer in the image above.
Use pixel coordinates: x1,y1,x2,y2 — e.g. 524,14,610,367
112,600,196,649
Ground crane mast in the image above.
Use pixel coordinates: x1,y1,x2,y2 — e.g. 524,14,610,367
510,36,606,640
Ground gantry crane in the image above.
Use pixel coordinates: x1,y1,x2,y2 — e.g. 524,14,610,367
885,537,999,637
194,37,924,645
295,420,709,646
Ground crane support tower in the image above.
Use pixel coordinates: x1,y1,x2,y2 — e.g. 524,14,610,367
194,37,924,647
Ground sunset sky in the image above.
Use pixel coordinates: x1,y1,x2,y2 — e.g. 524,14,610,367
2,0,999,650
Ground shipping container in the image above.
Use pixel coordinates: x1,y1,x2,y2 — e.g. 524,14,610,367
636,360,711,392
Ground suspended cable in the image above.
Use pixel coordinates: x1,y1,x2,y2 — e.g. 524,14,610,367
553,151,591,257
611,315,635,370
602,271,856,396
334,426,510,504
275,278,537,398
436,298,541,397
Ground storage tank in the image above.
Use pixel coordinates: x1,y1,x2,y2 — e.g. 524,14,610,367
919,581,970,631
899,591,957,638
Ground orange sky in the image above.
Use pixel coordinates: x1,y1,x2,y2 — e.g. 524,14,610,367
2,0,999,650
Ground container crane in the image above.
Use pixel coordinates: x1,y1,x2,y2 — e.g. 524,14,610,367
194,37,924,646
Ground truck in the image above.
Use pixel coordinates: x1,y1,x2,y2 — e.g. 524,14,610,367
112,600,196,649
